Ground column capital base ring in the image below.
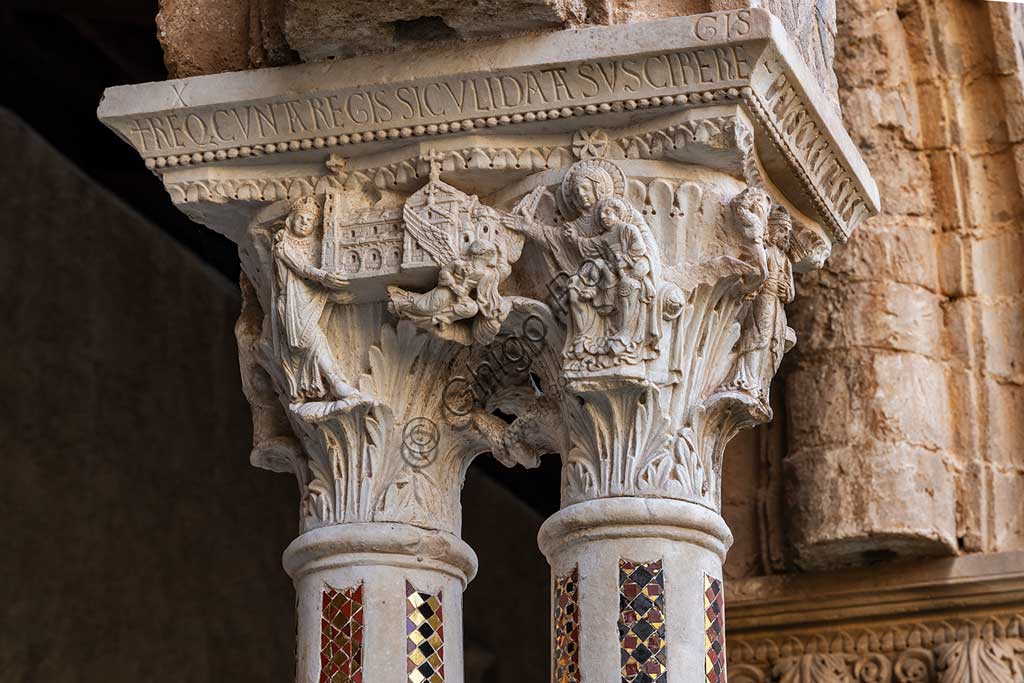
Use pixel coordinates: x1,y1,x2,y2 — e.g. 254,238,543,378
538,497,734,563
283,522,479,585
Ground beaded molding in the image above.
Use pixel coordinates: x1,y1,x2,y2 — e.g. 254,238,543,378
146,88,750,170
164,115,750,205
152,80,871,242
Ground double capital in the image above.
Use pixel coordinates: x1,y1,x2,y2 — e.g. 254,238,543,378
99,9,878,537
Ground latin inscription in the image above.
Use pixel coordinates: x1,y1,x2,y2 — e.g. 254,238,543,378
127,45,754,154
694,9,753,41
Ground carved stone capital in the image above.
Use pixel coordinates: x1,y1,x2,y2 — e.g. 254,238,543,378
100,10,877,528
99,11,877,683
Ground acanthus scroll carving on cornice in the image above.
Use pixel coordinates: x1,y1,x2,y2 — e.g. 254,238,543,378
936,639,1024,683
730,613,1024,683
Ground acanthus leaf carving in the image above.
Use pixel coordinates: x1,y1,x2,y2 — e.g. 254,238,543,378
774,654,854,683
936,638,1024,683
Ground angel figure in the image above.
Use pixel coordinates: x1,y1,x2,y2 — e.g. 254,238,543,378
271,196,371,407
388,159,521,346
727,196,796,406
388,256,479,331
388,238,512,346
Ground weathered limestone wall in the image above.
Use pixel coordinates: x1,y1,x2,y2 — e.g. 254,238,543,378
783,0,1024,569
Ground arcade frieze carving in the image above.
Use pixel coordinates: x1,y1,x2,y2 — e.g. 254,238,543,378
164,115,753,207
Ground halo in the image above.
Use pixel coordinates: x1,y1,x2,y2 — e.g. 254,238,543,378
559,159,627,219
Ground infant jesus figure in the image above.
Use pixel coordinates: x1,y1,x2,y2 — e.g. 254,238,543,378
570,196,663,365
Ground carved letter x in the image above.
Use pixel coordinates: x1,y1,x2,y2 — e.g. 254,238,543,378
170,83,188,107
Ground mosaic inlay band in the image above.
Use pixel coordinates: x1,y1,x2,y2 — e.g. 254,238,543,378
320,583,364,683
619,559,667,683
406,582,445,683
554,567,582,683
703,574,726,683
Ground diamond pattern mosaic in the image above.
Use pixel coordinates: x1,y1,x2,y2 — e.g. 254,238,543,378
703,574,726,683
619,559,667,683
320,583,364,683
554,567,581,683
406,582,445,683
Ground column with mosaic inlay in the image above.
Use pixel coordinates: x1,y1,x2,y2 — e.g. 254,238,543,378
527,144,873,682
284,523,474,683
524,141,874,680
540,494,732,683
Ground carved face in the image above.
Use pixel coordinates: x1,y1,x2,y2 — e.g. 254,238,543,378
563,163,617,216
597,197,628,230
663,288,685,319
768,216,792,250
288,210,317,237
575,179,598,210
468,239,497,267
732,188,772,242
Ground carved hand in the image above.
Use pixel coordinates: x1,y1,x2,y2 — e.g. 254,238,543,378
504,214,543,241
511,186,548,221
322,272,351,290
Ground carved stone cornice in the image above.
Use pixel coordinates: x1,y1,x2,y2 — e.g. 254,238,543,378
728,552,1024,629
98,8,878,244
727,552,1024,683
